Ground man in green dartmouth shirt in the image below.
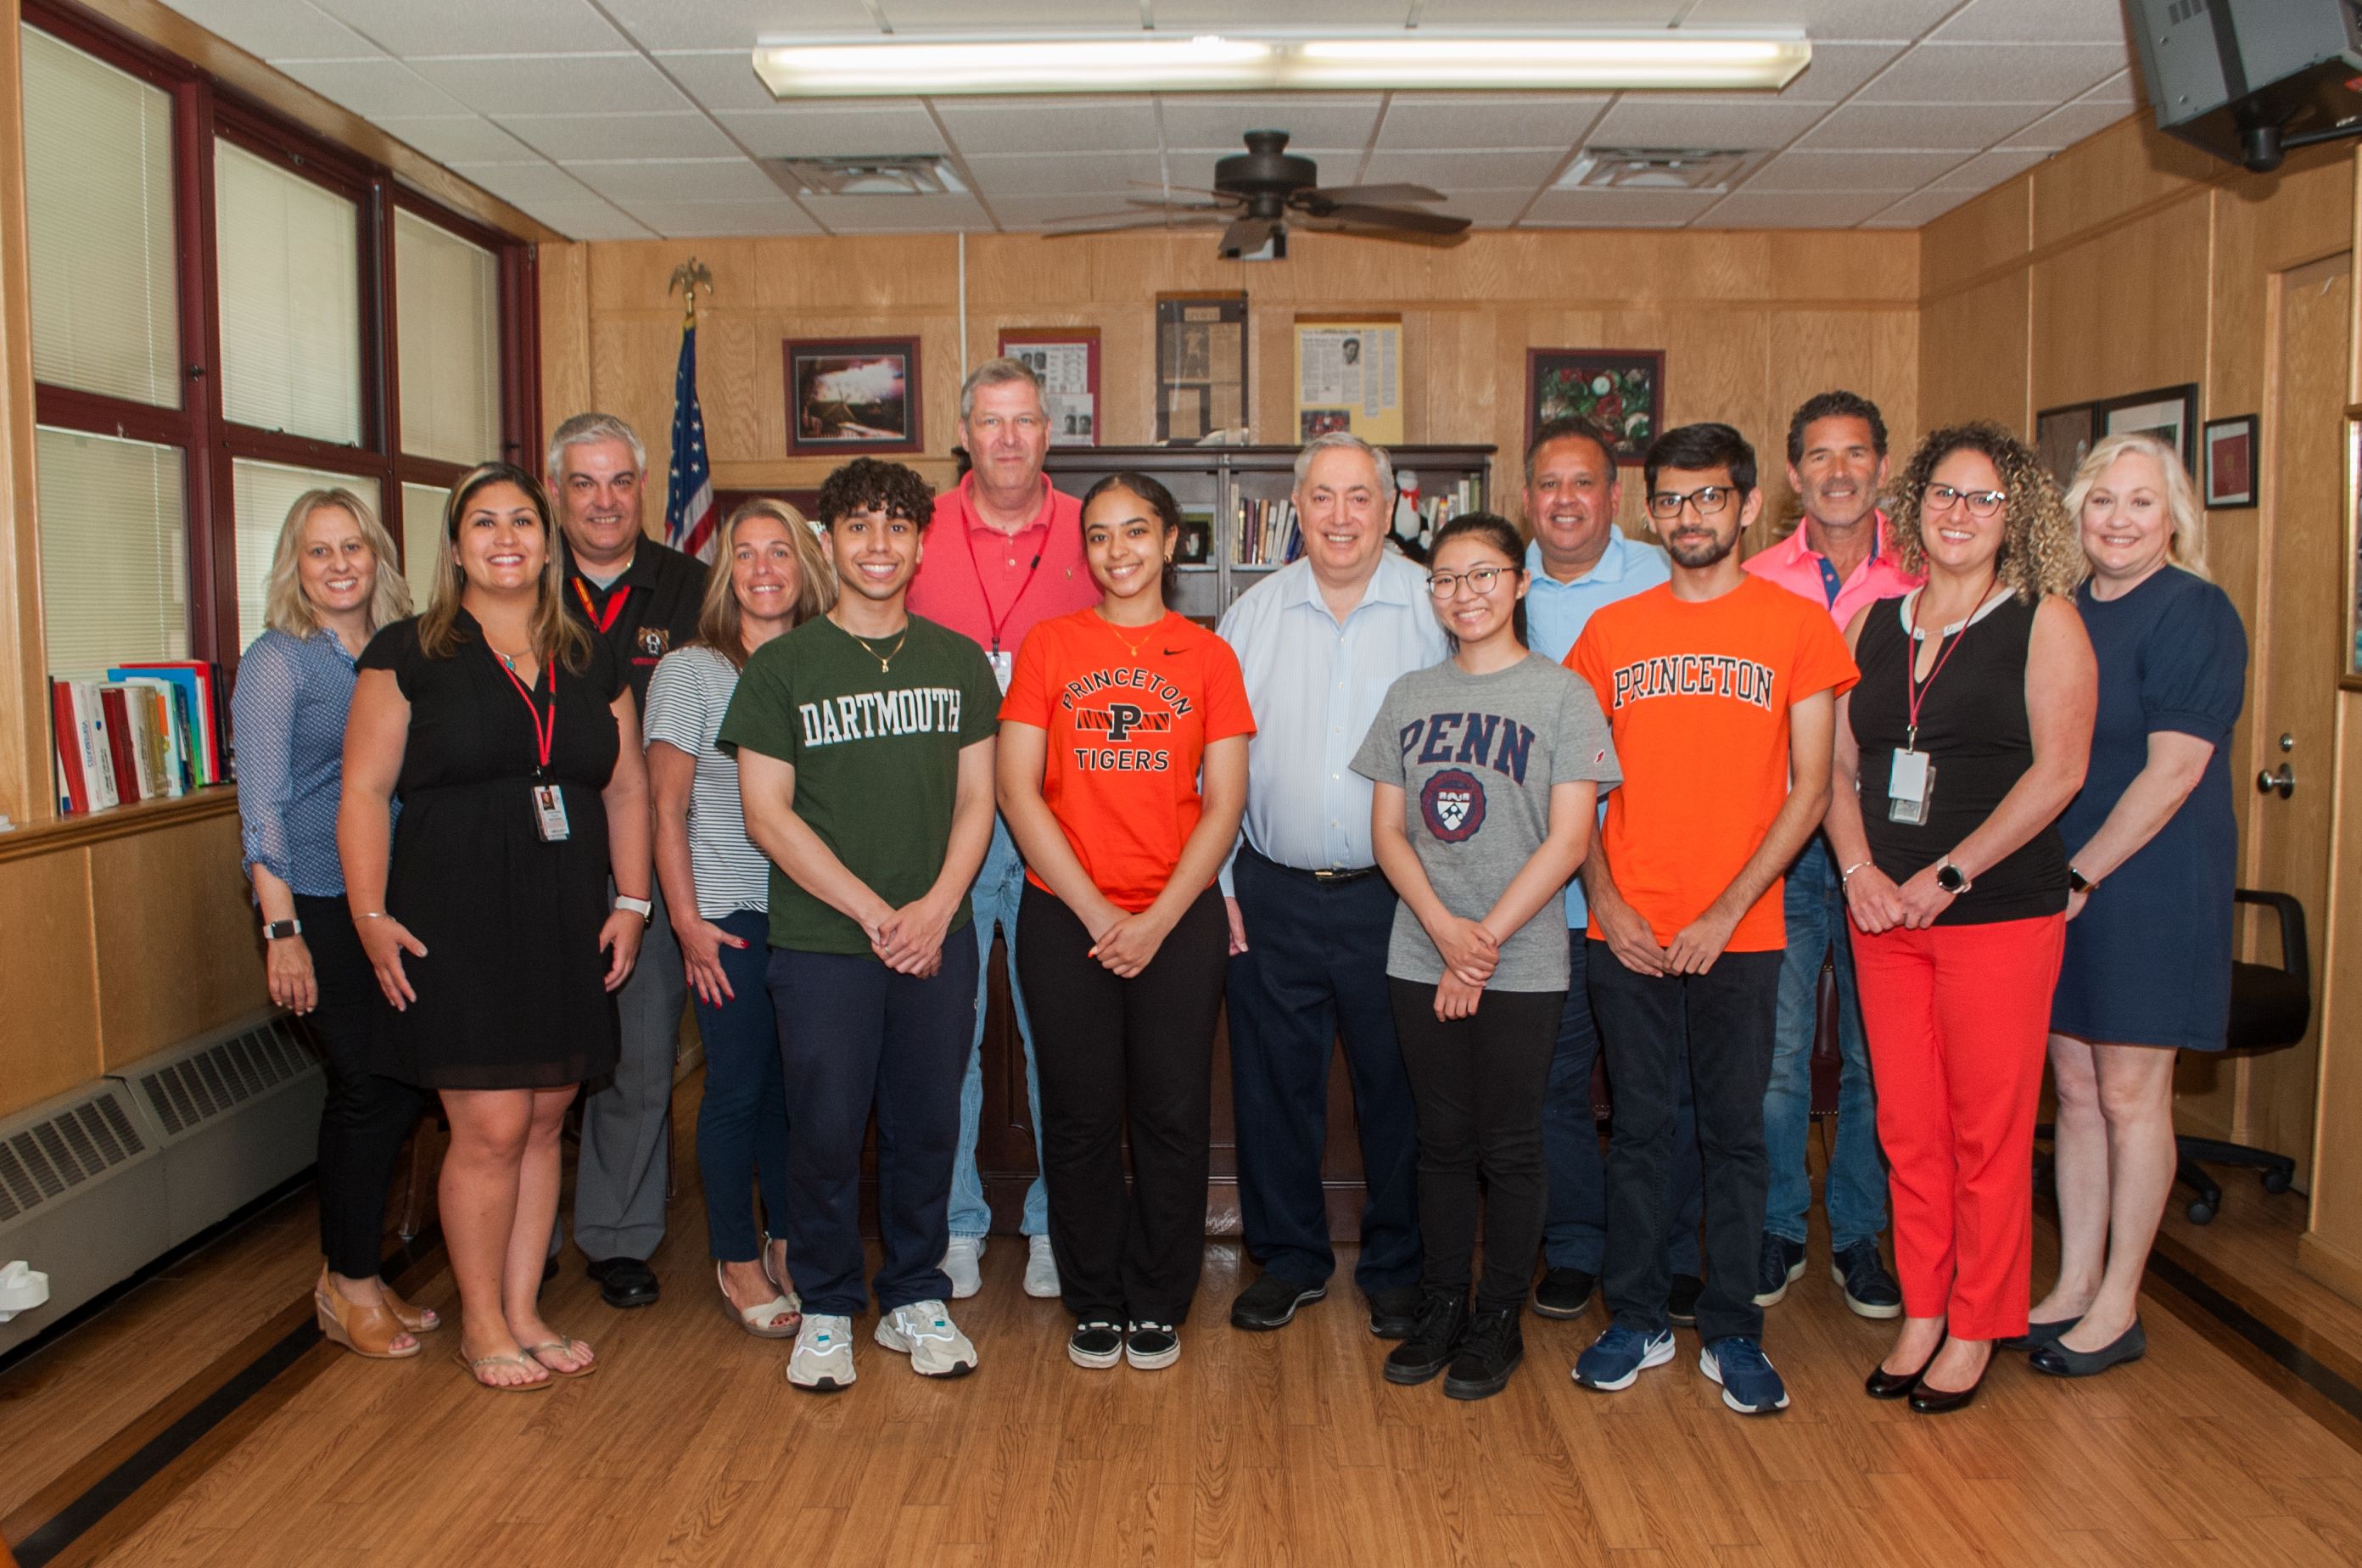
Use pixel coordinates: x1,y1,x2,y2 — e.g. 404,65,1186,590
720,457,1001,1393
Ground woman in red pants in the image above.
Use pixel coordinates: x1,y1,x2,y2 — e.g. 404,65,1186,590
1825,422,2094,1413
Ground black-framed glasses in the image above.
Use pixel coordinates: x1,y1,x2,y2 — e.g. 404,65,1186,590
1427,565,1510,599
1923,482,2006,518
1645,484,1738,520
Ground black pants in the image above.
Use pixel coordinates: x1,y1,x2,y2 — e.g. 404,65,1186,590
1587,942,1782,1343
297,894,432,1280
1018,882,1227,1324
1389,981,1564,1314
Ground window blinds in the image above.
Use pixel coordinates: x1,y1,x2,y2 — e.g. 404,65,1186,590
230,460,381,652
215,140,361,445
395,210,501,465
402,480,453,613
36,428,187,673
21,25,180,409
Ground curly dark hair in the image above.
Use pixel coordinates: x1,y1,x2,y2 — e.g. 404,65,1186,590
814,457,935,529
1884,422,2085,602
1785,390,1888,465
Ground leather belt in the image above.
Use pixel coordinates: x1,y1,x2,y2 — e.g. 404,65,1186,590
1309,865,1382,885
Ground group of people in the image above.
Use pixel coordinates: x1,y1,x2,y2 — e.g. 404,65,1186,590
233,356,2247,1414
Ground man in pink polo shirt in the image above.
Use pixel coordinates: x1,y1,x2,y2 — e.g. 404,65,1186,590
910,356,1096,1302
1740,391,1920,1322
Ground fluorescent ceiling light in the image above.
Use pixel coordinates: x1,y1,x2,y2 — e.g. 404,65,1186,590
751,31,1811,98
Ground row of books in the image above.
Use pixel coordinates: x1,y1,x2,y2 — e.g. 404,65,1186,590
49,662,227,815
1232,496,1303,567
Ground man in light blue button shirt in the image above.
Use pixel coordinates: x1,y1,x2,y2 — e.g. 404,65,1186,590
1217,432,1447,1341
1516,417,1706,1325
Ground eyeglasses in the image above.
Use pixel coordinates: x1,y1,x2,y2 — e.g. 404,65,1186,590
1427,565,1510,599
1923,483,2006,518
1645,485,1738,521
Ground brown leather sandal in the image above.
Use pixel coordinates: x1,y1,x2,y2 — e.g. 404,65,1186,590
380,1281,440,1335
315,1268,423,1360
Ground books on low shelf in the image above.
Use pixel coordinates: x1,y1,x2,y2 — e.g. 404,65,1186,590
1231,496,1301,567
48,660,227,816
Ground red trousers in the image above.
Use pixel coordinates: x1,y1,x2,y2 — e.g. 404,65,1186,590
1850,914,2064,1340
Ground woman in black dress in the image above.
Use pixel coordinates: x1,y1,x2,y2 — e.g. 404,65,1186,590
341,462,652,1392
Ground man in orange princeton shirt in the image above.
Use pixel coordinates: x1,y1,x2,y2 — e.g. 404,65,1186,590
908,357,1097,1301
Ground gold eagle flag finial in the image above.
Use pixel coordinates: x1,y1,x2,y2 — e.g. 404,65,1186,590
667,256,714,325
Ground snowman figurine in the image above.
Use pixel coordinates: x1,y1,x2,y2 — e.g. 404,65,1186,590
1392,468,1425,561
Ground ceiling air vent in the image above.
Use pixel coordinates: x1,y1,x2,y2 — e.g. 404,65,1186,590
1557,147,1755,192
764,154,966,197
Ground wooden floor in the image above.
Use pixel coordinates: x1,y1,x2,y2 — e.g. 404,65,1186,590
8,1106,2362,1567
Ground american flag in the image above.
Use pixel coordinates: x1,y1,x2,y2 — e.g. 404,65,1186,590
664,318,719,560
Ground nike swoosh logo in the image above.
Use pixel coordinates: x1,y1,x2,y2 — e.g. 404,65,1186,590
1163,648,1186,656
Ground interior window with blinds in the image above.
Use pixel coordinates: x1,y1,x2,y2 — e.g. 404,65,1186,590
21,26,180,408
395,211,501,464
215,140,361,446
231,461,383,652
36,428,187,673
402,480,453,613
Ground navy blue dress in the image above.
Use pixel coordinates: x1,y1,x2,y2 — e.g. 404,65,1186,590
2050,567,2247,1050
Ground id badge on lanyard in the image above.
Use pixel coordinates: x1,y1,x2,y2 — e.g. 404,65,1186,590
498,653,567,841
534,783,571,842
1891,595,1968,826
988,647,1015,693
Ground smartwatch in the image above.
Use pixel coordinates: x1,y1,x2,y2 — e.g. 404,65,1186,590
262,918,303,941
614,894,654,924
2067,865,2094,894
1935,859,1972,895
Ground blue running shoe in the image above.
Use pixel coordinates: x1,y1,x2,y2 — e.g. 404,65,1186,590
1572,1324,1676,1392
1700,1336,1790,1414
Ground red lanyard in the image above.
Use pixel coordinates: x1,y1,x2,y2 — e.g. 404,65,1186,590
495,652,557,777
572,577,630,635
1902,591,1976,749
959,508,1045,655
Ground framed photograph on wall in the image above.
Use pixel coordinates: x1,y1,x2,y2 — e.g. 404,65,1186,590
1296,315,1403,445
2345,407,2362,691
999,327,1100,445
1526,349,1664,464
2096,383,2200,474
1156,292,1247,444
783,337,922,455
2035,402,2096,492
2202,414,2259,508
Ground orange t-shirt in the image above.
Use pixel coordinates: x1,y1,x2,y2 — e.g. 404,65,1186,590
1000,608,1257,912
1567,575,1858,951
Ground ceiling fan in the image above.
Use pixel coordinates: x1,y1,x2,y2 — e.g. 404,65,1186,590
1045,129,1471,256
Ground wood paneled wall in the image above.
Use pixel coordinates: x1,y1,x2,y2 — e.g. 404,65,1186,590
540,227,1920,547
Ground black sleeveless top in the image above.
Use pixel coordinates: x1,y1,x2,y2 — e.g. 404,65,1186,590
1850,591,2066,926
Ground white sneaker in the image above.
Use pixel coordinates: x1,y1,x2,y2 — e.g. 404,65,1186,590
943,1235,984,1299
786,1313,854,1392
875,1300,978,1378
1024,1234,1061,1299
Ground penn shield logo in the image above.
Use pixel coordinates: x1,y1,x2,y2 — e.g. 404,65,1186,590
1420,768,1487,843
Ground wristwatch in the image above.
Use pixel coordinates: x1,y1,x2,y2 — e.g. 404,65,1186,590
614,894,654,924
2067,865,2094,894
1935,859,1972,894
262,918,303,941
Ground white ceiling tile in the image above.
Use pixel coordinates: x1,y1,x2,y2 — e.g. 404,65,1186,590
276,58,474,118
2004,99,2133,151
964,152,1167,197
1678,0,1953,37
1933,0,2132,46
1157,95,1381,152
446,159,605,203
989,193,1181,229
655,49,794,114
612,197,821,235
1583,96,1834,150
718,104,949,157
598,0,875,52
1742,149,1967,191
1375,94,1609,152
311,0,626,55
1423,188,1542,224
409,53,694,115
1520,187,1726,226
159,0,383,61
374,115,544,164
1413,0,1682,20
1774,41,1909,102
1797,101,2048,153
513,199,661,239
877,0,1141,21
1165,146,1362,190
933,98,1161,156
1860,186,1980,227
1698,188,1895,226
1156,0,1420,20
798,191,993,231
563,157,784,201
497,111,739,160
1930,147,2053,188
2078,67,2140,105
1855,42,2128,104
1359,148,1570,188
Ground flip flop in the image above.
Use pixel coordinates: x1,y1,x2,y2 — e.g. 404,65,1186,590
454,1348,553,1392
719,1261,802,1339
522,1336,599,1379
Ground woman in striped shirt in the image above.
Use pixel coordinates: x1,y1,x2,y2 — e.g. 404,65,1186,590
644,498,836,1338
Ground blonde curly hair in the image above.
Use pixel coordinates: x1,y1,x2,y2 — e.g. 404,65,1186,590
1885,421,2086,602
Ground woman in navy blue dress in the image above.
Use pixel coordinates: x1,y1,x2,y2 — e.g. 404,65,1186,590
2024,434,2246,1377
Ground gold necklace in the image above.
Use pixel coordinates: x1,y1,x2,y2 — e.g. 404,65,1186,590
838,618,908,674
1096,607,1161,660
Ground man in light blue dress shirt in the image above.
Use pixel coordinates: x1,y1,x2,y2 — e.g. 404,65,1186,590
1514,417,1707,1326
1217,432,1447,1340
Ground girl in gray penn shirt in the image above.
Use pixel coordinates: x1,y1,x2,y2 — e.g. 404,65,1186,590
1350,512,1620,1402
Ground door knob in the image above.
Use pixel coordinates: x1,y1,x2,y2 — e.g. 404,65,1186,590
2257,764,2295,798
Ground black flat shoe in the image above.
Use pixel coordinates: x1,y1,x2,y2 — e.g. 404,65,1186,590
1907,1369,1985,1414
1996,1315,2079,1352
586,1256,660,1309
2029,1318,2146,1378
1865,1336,1946,1401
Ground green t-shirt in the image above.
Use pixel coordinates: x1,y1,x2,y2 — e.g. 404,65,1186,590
718,612,1001,955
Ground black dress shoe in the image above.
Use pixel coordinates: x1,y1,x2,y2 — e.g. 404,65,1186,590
1908,1351,1989,1414
1366,1285,1423,1339
1996,1316,2079,1352
1229,1272,1325,1330
1866,1336,1945,1401
1531,1267,1596,1320
1667,1273,1705,1330
586,1256,660,1308
2029,1319,2146,1378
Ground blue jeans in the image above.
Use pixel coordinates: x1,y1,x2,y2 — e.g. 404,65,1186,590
692,908,790,1263
949,816,1048,1238
1762,837,1887,1252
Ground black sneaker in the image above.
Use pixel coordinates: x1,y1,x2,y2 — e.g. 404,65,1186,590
1831,1241,1903,1319
1752,1235,1805,1307
1366,1284,1423,1339
1229,1272,1326,1331
1531,1267,1596,1319
1068,1320,1123,1369
1667,1273,1704,1329
1442,1307,1524,1401
1125,1321,1181,1370
1383,1290,1469,1386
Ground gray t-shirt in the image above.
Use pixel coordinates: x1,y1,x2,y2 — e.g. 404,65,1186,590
1351,652,1620,991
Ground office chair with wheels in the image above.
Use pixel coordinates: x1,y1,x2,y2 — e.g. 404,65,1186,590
2176,888,2311,1224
